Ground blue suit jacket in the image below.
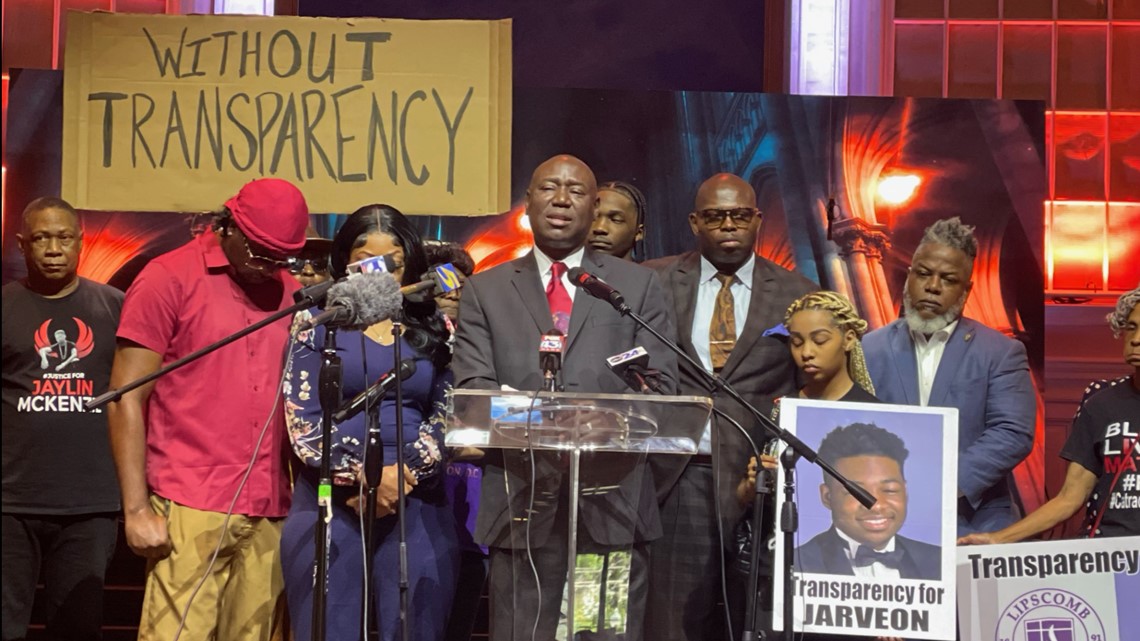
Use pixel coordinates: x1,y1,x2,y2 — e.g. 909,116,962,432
795,527,941,581
863,317,1036,534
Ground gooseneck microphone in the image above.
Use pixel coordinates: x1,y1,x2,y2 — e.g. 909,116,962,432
605,346,663,393
332,359,417,424
567,267,630,314
539,329,565,392
299,271,403,331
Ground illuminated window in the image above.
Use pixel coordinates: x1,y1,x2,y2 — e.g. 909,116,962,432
890,2,1140,293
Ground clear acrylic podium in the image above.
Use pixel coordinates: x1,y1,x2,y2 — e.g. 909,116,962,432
446,389,711,641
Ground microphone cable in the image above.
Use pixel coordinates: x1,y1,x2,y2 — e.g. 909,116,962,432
521,388,544,641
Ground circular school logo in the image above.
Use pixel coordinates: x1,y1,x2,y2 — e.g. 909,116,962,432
995,589,1106,641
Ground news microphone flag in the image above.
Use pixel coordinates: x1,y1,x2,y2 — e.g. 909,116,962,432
348,253,399,274
433,263,462,293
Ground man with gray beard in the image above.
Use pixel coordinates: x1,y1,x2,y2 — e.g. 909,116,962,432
863,217,1035,535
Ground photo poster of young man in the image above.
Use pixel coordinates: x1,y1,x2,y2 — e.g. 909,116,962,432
771,398,959,640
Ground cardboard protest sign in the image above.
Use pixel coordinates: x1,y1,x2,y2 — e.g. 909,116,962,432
62,12,511,215
957,536,1139,641
772,399,959,640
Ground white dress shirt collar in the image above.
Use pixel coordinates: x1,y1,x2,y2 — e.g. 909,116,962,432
911,319,958,406
698,253,755,290
533,245,585,301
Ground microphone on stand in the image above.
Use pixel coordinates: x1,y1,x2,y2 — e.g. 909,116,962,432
299,271,402,332
567,267,630,314
400,263,462,303
539,329,565,392
605,346,663,393
332,359,418,424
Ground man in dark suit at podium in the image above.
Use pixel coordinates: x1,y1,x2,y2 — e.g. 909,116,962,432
796,422,941,581
452,154,678,641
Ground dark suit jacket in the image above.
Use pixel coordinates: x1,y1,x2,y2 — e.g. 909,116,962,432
644,251,816,546
452,249,679,549
863,317,1035,534
794,527,941,581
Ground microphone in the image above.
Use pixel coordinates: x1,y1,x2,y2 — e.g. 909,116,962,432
294,279,336,306
332,359,417,423
606,346,663,393
539,329,565,392
299,271,402,332
400,263,463,303
567,267,630,314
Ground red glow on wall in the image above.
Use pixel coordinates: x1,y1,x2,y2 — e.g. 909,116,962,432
464,202,533,273
77,228,147,284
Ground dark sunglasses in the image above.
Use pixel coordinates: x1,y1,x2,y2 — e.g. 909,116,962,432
287,256,330,274
696,207,760,228
242,237,293,269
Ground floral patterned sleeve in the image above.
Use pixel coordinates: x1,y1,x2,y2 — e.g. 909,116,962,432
402,366,452,483
283,310,350,479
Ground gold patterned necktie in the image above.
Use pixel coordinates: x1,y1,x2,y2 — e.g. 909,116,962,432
709,272,736,371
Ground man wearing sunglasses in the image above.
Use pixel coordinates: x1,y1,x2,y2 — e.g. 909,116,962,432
107,178,309,641
289,225,333,288
644,173,816,641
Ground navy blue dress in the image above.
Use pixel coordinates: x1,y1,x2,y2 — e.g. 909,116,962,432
281,313,459,641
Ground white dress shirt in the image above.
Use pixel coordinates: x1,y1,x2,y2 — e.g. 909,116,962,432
532,245,585,303
835,527,902,580
912,319,957,406
691,255,755,453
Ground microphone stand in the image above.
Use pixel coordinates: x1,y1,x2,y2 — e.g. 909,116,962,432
391,322,411,641
745,456,773,640
312,326,343,641
361,401,383,640
592,298,875,641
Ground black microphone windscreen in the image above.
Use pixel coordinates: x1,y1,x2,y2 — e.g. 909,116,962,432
326,271,402,329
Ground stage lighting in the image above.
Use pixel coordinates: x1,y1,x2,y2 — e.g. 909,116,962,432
877,173,921,205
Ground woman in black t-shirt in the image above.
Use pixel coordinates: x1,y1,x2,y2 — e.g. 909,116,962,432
960,286,1140,544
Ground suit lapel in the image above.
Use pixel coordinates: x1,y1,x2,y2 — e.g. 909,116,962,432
929,319,975,407
889,322,921,405
672,252,702,362
564,252,600,354
510,252,553,334
719,258,777,379
822,528,857,576
895,537,923,580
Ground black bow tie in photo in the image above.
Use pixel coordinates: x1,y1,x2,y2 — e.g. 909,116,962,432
853,544,905,569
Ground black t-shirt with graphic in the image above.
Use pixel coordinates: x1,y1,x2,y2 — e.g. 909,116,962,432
2,278,124,515
1059,376,1140,538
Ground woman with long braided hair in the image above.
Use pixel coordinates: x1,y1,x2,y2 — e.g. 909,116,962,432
738,290,880,494
782,290,876,403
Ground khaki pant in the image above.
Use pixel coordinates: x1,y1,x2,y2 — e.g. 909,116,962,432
139,495,285,641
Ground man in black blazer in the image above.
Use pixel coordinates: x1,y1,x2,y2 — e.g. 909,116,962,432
795,422,941,581
643,173,816,641
452,154,679,641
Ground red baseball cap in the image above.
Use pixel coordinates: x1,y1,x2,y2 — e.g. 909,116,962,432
225,179,309,255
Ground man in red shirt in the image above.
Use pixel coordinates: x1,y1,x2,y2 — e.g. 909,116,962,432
107,179,309,641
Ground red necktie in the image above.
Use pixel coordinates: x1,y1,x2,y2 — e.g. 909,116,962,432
546,261,572,333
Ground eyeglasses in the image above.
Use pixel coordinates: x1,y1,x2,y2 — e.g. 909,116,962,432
696,207,760,228
242,237,293,270
287,256,330,274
